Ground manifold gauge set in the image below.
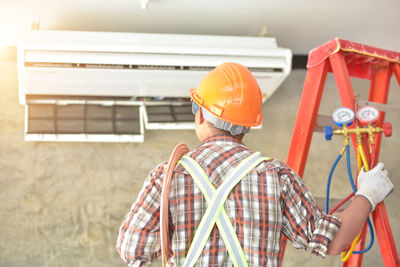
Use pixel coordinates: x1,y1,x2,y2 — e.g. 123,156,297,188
332,105,380,127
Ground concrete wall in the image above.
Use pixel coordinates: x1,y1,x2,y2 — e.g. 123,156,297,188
0,62,399,266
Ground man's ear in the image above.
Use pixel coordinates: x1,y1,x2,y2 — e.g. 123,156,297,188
198,108,205,124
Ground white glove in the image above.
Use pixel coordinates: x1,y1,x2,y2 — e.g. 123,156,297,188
355,162,394,211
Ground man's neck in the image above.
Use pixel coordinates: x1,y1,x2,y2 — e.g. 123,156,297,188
201,134,244,144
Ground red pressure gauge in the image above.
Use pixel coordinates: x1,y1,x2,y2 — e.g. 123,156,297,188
356,106,379,125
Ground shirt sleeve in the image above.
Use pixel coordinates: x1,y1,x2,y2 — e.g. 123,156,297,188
278,164,342,258
116,161,167,266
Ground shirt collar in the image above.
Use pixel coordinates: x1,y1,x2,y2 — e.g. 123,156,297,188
201,134,244,145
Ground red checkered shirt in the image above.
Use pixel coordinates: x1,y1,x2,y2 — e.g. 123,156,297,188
117,135,341,266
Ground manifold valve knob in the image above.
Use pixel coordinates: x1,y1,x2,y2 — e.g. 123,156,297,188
383,122,392,137
325,126,333,140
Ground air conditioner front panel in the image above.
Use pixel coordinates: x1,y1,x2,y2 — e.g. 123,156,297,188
22,68,283,98
23,68,205,97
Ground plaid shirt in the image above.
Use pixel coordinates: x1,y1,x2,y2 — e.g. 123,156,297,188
117,135,341,267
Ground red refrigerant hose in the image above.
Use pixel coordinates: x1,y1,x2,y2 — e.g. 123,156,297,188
160,143,190,267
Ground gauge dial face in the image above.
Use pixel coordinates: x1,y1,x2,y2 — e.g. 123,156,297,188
357,106,379,125
332,107,355,126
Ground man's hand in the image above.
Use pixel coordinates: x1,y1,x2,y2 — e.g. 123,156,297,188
355,162,394,211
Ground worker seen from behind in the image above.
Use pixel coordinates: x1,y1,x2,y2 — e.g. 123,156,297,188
116,62,394,266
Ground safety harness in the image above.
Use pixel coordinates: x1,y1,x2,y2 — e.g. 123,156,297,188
178,152,270,267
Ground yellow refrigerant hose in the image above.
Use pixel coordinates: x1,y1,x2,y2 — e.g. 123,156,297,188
341,144,370,262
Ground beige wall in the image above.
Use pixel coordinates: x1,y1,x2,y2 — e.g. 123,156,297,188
0,62,399,266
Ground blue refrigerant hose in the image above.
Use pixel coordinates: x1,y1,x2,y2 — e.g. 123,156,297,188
325,152,343,214
325,145,374,254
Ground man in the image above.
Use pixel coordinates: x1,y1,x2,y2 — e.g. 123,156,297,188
116,62,393,266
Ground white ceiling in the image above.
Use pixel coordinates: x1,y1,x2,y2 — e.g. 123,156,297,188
1,0,399,54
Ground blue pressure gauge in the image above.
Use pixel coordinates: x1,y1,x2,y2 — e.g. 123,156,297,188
332,107,355,127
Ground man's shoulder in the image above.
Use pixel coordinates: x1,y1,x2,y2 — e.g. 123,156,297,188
253,157,288,173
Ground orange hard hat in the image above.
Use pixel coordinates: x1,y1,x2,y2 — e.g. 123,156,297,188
190,62,263,127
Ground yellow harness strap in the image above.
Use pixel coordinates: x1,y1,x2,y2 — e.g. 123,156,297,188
179,152,269,267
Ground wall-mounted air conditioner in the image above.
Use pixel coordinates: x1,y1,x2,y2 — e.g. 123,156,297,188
17,30,292,142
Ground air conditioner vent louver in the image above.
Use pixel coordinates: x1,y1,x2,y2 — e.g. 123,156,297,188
25,100,144,142
28,102,141,134
146,104,194,123
25,62,283,73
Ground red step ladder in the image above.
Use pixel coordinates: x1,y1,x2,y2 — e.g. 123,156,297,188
281,38,400,267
